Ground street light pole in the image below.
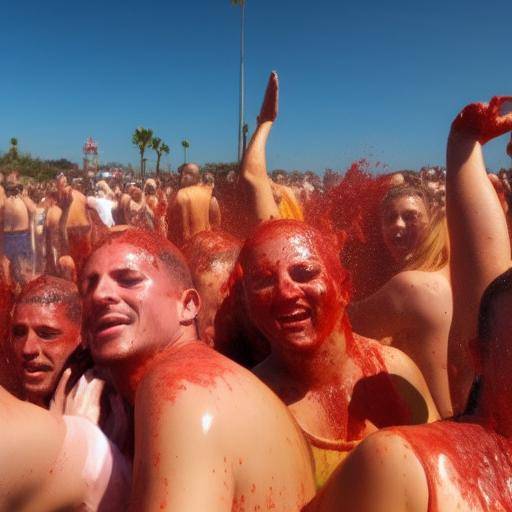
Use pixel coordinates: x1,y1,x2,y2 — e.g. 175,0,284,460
237,0,245,163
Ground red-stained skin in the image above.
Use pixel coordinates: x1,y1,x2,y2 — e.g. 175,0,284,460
391,421,512,511
11,301,80,406
451,96,512,145
241,220,409,445
0,277,15,392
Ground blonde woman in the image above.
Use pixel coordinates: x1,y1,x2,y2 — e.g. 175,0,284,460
348,186,453,418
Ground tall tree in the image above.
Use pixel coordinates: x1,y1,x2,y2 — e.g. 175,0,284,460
181,140,190,164
9,137,18,159
151,137,170,177
231,0,246,163
132,127,153,179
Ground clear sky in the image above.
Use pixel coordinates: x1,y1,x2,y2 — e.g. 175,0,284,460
1,0,511,173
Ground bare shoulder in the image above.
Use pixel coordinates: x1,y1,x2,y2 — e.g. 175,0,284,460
388,270,451,319
312,430,428,512
136,343,251,413
388,269,450,298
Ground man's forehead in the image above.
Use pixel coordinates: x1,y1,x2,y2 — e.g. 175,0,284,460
88,242,158,271
14,300,67,322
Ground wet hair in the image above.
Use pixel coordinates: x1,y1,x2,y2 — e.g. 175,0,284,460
88,228,193,290
182,231,242,275
17,275,82,325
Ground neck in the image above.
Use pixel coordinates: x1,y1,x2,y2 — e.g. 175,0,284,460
270,315,350,387
109,330,200,404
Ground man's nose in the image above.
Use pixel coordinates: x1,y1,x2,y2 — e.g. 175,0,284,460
22,330,40,358
91,275,119,305
393,215,406,230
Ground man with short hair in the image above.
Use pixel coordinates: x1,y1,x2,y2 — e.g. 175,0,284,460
11,275,83,408
81,228,315,511
168,162,221,245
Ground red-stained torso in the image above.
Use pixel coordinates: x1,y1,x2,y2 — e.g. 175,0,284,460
391,420,512,512
131,341,316,511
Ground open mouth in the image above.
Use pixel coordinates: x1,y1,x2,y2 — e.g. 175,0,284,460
276,308,312,329
23,363,51,378
94,315,131,338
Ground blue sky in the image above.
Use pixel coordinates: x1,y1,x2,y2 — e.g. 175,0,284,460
1,0,511,173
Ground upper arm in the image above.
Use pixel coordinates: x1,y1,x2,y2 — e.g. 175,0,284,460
446,133,511,411
209,197,221,227
131,381,234,512
311,431,428,512
383,345,440,423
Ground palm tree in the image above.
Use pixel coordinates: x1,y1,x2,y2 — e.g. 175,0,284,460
132,127,153,178
181,140,190,164
9,137,18,159
151,137,170,177
231,0,246,163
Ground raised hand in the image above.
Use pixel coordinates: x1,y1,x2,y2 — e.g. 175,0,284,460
257,71,279,125
451,96,512,145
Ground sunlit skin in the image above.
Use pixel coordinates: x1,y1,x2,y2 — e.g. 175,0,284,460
380,195,429,266
307,96,512,512
81,242,192,399
242,233,340,356
80,233,316,511
12,302,81,407
245,221,438,491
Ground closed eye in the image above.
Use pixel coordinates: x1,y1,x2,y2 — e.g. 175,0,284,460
289,263,321,283
250,272,276,291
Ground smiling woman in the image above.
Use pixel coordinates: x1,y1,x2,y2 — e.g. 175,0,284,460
239,219,439,488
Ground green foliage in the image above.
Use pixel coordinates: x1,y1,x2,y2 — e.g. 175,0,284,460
0,151,76,182
132,127,153,177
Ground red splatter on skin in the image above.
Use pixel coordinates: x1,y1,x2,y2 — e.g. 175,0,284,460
144,342,236,405
301,318,410,447
392,420,512,511
239,220,409,446
451,96,512,145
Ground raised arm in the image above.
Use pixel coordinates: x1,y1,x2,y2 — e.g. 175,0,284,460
446,96,512,412
239,71,280,226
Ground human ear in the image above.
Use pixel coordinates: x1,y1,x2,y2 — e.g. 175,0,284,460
179,289,201,325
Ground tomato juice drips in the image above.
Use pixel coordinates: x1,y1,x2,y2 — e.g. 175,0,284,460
391,420,512,511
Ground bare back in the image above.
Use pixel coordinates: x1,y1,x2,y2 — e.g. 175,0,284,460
3,196,30,232
349,268,453,417
131,342,315,511
64,189,90,228
173,185,218,242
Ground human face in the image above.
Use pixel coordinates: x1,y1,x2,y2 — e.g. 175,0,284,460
11,302,80,406
81,243,184,365
380,195,429,265
180,165,199,187
242,233,340,353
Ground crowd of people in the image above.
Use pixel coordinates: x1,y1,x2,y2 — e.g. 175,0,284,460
0,72,511,511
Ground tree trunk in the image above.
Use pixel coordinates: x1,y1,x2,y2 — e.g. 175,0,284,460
156,154,161,177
